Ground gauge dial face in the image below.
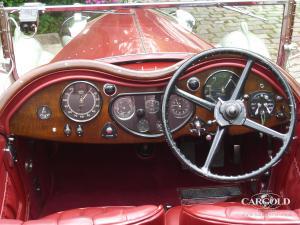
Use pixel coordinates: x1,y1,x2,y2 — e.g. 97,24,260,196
137,119,150,133
61,81,101,122
145,95,160,114
204,70,239,103
169,95,193,119
113,96,135,120
249,92,275,118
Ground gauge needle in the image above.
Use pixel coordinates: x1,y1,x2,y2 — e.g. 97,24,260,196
255,103,262,115
224,76,233,90
263,103,271,114
80,88,91,102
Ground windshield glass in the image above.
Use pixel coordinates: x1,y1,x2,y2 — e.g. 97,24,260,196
0,1,299,78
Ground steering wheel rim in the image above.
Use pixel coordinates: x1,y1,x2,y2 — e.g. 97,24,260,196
161,48,296,182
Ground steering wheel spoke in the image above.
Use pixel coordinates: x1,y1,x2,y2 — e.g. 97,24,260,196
201,127,226,172
230,59,254,100
243,118,287,141
162,48,296,182
175,87,215,111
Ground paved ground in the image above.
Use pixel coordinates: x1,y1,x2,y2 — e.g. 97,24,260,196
187,4,300,80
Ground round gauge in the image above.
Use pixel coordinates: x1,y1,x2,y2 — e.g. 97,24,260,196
145,97,160,114
249,92,275,118
137,119,150,133
169,95,193,119
37,105,52,120
113,96,135,120
204,70,239,103
61,81,101,122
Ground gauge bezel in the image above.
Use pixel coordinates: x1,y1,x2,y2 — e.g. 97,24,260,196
60,81,102,123
203,70,239,102
109,91,195,138
248,91,276,119
112,96,136,121
187,77,201,91
169,95,193,119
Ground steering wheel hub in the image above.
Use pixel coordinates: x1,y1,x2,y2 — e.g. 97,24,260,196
215,100,246,126
162,48,296,182
225,104,240,118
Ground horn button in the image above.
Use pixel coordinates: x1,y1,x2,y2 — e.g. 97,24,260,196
215,100,247,126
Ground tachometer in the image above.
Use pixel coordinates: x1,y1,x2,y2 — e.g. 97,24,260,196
203,70,239,103
169,95,193,119
61,81,102,122
112,96,135,120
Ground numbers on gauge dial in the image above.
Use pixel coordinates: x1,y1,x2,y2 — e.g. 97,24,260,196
61,81,101,122
169,95,193,119
113,96,135,120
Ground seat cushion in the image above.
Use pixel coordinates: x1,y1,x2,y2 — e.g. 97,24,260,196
165,206,181,225
180,202,300,225
0,205,164,225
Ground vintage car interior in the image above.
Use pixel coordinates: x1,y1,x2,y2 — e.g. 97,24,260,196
0,2,300,225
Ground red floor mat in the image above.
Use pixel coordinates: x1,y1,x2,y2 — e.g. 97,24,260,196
40,143,220,216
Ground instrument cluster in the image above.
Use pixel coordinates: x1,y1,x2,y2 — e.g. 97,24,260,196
29,67,288,143
111,93,194,137
52,73,285,139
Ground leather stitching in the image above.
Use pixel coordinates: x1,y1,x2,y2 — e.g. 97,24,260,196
0,172,8,219
293,157,300,178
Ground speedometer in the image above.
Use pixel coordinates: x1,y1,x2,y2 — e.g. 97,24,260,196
61,81,102,122
204,70,239,103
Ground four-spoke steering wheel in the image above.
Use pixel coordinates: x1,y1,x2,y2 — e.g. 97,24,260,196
162,48,296,182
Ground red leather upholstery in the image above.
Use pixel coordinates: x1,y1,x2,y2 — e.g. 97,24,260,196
0,205,164,225
179,203,300,225
165,206,180,225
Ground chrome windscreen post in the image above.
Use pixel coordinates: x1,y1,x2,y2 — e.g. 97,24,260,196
277,0,296,68
0,2,17,80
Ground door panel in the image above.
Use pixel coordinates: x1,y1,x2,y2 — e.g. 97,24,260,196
0,136,27,220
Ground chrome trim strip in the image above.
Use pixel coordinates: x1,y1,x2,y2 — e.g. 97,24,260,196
4,0,288,13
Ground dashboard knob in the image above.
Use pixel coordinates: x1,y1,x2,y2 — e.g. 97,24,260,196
64,124,72,136
136,108,145,118
187,77,200,91
76,124,84,136
103,83,117,96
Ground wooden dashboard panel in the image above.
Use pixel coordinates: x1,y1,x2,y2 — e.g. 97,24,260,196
9,67,290,143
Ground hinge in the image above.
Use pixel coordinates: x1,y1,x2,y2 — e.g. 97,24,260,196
3,136,17,165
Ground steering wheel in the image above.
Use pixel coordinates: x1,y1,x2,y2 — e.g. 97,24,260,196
162,48,296,182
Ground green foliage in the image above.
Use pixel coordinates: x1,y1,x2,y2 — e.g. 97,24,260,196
3,0,85,34
3,0,85,7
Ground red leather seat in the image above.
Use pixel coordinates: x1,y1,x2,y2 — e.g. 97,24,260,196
0,205,164,225
172,203,300,225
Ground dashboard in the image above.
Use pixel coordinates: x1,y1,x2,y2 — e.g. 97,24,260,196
8,64,290,144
